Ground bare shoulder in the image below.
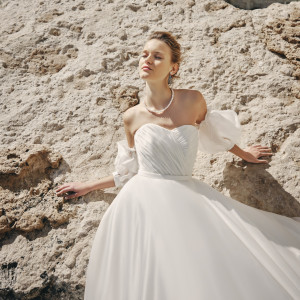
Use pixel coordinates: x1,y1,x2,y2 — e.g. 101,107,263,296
178,89,207,123
122,105,137,126
122,104,142,148
176,89,205,105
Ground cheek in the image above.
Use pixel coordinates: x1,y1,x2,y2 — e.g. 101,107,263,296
156,62,166,69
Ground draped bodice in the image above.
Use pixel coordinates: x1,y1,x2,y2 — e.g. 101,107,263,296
134,123,199,176
112,107,242,188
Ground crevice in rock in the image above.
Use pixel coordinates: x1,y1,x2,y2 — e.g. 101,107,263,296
224,0,294,10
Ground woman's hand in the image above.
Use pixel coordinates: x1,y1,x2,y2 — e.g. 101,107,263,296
242,145,273,164
55,181,92,200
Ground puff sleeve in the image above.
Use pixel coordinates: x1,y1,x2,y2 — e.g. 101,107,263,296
197,106,242,154
112,139,139,188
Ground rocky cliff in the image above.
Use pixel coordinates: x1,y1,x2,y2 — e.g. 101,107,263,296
0,0,299,298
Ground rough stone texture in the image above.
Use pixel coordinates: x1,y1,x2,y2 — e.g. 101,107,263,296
0,0,299,298
262,5,300,82
0,145,65,238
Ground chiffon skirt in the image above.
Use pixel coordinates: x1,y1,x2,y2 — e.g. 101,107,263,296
84,172,300,300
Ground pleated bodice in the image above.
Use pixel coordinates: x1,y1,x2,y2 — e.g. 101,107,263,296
134,123,199,176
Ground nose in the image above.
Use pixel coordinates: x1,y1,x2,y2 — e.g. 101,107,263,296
144,54,154,65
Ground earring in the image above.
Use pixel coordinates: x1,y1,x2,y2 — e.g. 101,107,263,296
168,73,172,85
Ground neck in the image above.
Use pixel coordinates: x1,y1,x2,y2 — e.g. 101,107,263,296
143,81,172,110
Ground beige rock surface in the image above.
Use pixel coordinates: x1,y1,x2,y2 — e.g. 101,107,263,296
0,0,299,298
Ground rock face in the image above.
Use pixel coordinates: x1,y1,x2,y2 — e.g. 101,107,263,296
0,0,299,298
262,6,300,82
0,145,64,238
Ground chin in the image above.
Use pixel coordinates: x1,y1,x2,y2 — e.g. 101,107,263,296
139,74,151,80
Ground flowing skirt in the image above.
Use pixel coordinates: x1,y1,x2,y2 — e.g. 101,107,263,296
84,172,300,300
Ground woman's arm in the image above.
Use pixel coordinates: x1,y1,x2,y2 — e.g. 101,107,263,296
56,109,140,200
228,144,273,163
85,175,116,191
194,91,273,163
55,175,116,200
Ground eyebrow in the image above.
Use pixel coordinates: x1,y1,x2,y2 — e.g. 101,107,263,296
141,50,164,55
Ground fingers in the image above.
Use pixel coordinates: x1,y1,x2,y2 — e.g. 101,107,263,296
245,157,269,164
56,184,70,192
63,192,79,200
55,183,80,200
259,146,272,149
260,152,273,156
258,148,273,157
56,185,65,192
56,187,73,196
252,145,272,150
258,159,268,163
254,145,273,157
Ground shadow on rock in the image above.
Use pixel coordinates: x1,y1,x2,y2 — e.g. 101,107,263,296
222,160,300,217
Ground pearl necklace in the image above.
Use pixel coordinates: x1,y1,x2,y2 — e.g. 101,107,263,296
144,88,174,114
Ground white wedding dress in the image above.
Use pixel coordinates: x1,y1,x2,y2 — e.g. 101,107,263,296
84,107,300,300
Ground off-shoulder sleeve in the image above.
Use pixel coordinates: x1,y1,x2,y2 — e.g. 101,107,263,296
197,107,242,154
112,139,139,188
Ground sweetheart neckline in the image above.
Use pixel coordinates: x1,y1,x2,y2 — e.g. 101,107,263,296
134,123,198,141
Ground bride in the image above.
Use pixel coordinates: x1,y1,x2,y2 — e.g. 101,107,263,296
56,31,300,299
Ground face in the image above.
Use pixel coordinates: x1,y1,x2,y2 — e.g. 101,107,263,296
139,39,178,83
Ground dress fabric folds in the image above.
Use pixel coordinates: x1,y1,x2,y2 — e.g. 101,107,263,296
112,139,139,188
197,107,241,154
84,108,300,300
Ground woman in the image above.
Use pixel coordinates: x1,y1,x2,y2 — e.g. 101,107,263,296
56,31,300,299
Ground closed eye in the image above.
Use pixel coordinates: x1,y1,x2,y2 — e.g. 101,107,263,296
141,55,161,59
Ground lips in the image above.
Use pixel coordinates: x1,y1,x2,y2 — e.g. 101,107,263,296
142,66,152,70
